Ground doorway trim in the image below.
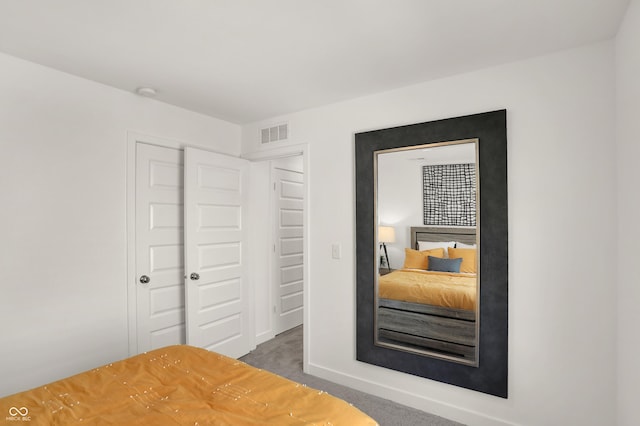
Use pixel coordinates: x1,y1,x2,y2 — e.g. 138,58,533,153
127,133,309,366
242,143,311,373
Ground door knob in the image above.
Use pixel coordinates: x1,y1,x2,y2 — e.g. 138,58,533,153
139,275,150,284
190,272,200,281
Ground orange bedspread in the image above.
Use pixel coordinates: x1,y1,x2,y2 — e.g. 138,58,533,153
0,345,377,425
378,269,477,311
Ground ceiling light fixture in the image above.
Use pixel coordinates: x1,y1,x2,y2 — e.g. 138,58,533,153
135,87,157,97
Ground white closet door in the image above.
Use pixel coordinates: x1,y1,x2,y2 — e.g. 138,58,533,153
135,143,185,352
184,147,253,358
272,157,304,334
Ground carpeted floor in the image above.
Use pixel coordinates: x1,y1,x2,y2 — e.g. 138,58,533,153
239,326,464,426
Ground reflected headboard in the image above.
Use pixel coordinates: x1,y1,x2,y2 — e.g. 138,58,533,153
411,226,477,249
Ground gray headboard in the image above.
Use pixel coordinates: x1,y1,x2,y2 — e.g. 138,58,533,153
410,226,477,249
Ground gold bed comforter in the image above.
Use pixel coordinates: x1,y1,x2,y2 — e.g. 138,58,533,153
0,345,377,425
378,269,477,311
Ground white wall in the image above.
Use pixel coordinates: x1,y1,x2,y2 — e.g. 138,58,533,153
377,145,476,268
615,1,640,424
377,152,425,267
242,42,618,425
0,52,240,396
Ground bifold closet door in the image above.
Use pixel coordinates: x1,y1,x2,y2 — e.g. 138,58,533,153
184,147,253,358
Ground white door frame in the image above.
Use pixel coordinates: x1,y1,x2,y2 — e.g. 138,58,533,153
126,131,237,355
242,143,310,372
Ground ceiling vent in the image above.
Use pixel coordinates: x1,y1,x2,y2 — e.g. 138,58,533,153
260,123,289,144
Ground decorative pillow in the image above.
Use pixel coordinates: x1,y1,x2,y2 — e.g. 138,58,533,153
417,241,456,258
403,248,445,269
448,247,477,273
427,256,462,273
455,242,477,249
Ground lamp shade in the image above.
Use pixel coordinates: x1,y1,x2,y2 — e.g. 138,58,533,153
378,226,396,243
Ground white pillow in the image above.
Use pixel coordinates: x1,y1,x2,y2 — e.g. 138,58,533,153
455,242,477,249
417,241,456,258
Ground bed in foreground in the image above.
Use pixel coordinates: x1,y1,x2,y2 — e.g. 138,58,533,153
0,345,377,425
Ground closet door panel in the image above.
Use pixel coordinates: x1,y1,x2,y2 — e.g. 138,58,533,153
184,147,253,358
135,143,185,352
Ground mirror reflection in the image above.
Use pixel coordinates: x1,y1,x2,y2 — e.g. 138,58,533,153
374,139,479,365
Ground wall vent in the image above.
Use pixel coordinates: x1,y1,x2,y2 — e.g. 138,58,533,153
260,123,289,144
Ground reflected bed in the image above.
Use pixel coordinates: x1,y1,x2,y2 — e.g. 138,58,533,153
376,226,477,361
0,345,377,425
379,269,476,310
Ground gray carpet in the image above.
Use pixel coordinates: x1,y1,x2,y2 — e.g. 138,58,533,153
240,326,464,426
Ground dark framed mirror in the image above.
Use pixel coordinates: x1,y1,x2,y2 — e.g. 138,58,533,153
355,110,508,397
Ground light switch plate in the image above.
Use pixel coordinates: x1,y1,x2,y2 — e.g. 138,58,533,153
331,243,341,259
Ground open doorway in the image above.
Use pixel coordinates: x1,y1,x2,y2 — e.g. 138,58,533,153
271,156,305,335
248,151,307,352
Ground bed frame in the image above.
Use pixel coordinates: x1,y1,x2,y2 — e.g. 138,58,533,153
377,226,478,361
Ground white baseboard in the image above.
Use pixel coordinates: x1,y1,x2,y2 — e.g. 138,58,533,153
306,362,517,426
255,330,274,346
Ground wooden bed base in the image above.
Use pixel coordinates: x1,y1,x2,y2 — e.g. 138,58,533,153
377,226,478,361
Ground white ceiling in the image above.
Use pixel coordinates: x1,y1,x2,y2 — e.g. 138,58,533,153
0,0,630,124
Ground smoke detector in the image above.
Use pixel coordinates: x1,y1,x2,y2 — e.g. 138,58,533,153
135,87,157,97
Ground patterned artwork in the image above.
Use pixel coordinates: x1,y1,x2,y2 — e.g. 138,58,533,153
423,163,476,226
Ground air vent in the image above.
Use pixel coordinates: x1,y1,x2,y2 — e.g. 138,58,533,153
260,123,289,144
